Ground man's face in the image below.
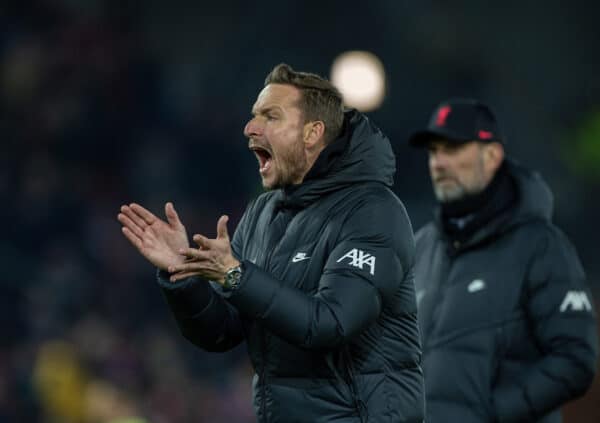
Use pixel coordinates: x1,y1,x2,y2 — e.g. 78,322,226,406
428,139,493,202
244,83,308,190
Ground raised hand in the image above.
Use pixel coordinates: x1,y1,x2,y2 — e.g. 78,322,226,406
118,202,189,271
168,215,240,284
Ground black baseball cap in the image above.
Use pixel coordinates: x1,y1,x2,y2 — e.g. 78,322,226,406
409,98,504,148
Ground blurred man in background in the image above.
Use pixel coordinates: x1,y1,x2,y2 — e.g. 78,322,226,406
118,64,424,422
409,98,598,422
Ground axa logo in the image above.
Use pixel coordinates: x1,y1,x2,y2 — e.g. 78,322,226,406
291,252,311,263
336,248,376,275
559,291,592,312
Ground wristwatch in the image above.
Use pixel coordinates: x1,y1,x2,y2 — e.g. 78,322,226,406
223,264,243,291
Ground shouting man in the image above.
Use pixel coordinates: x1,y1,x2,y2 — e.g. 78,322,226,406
118,64,424,422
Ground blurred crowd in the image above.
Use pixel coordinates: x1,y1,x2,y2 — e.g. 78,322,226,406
1,2,255,422
2,1,599,422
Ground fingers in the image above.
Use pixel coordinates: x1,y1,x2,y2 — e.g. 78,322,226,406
165,202,184,228
167,261,200,274
121,227,143,250
118,212,146,239
129,203,157,225
193,234,211,249
167,254,211,274
216,215,230,240
177,247,211,262
170,271,201,283
120,205,148,230
185,215,229,249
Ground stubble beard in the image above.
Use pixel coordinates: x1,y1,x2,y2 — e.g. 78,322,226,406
263,139,308,191
433,181,468,203
433,163,487,203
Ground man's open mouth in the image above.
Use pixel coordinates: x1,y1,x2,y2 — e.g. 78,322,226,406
250,145,273,174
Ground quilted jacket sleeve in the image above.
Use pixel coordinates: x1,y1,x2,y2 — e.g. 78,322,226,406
492,225,598,422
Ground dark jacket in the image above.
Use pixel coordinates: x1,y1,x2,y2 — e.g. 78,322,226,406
415,161,598,423
159,111,425,423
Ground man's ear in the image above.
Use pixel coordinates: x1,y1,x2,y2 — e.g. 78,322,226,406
303,120,326,148
483,142,505,173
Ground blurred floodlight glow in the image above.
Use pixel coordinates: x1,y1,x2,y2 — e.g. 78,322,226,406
331,51,386,112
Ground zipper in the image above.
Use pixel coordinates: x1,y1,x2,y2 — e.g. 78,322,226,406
422,245,452,350
263,208,294,271
326,349,368,422
343,350,368,422
258,206,286,422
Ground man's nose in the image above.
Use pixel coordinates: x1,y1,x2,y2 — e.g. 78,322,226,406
244,118,262,138
429,150,448,169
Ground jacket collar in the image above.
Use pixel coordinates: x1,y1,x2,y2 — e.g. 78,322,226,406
276,109,396,211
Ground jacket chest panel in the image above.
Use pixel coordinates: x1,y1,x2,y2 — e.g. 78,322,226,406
418,241,528,340
245,207,339,292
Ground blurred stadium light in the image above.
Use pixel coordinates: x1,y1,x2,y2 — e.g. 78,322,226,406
330,51,386,112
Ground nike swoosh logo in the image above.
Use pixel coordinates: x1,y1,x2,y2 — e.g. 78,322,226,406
468,279,486,293
292,255,311,263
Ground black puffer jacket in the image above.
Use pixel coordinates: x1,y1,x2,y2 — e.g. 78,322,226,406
159,111,425,423
415,161,598,423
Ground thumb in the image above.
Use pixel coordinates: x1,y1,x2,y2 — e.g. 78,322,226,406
216,215,230,240
165,202,183,228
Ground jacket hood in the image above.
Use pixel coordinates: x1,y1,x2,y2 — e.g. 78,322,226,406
277,109,396,210
443,159,555,251
508,159,553,224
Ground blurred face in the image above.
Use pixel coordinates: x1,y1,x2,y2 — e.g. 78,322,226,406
428,139,496,202
244,84,308,190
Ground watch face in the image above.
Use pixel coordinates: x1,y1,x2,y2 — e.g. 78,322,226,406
225,267,242,290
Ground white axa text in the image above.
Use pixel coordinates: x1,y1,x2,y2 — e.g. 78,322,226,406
336,248,376,275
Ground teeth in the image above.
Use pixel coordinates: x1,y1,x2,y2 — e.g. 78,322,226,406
260,157,272,174
250,144,272,175
253,149,272,174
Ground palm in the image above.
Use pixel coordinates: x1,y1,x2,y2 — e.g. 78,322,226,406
139,220,189,270
118,202,189,271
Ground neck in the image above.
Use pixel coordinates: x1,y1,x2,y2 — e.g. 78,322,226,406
298,142,327,183
300,134,348,183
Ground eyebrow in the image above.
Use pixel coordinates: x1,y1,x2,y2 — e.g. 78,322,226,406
251,105,283,116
